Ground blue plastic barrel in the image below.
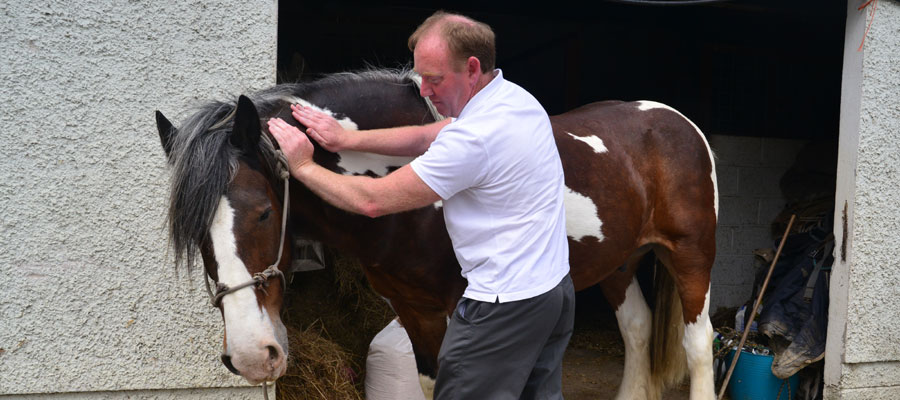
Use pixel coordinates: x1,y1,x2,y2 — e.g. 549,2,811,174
725,349,798,400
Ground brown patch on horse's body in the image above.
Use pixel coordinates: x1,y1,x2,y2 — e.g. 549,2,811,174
554,102,716,325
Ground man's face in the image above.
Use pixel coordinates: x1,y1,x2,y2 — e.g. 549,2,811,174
413,35,474,118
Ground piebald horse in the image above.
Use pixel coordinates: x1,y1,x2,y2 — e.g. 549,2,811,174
156,69,718,399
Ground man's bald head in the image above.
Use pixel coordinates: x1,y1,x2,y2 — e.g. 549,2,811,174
408,11,496,73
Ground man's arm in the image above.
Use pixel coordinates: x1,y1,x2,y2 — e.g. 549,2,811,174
292,104,450,157
268,118,441,218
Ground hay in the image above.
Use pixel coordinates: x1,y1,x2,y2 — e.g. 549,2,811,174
332,252,396,333
278,322,362,400
278,249,395,399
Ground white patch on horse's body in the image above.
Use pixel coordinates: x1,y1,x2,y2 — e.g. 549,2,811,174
614,278,654,400
564,186,605,242
283,96,360,131
682,287,715,400
419,374,436,399
635,101,719,218
336,150,416,177
210,197,283,379
283,96,416,177
566,131,608,153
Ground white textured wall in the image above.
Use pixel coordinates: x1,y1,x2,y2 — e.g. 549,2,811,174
0,0,276,397
707,135,808,310
826,0,900,398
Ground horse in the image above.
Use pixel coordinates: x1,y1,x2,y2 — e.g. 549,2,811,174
155,68,718,399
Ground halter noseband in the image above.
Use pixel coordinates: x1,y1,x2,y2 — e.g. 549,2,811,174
204,149,292,308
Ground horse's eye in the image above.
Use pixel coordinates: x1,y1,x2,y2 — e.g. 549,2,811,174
259,209,272,222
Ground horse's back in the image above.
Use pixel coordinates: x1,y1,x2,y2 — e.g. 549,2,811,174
552,100,715,209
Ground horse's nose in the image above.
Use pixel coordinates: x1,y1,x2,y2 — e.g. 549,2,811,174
264,344,284,372
266,345,279,363
221,354,240,375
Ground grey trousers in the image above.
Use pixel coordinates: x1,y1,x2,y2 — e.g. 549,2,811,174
434,274,575,400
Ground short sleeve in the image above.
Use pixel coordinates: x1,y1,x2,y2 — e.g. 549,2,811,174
410,126,487,200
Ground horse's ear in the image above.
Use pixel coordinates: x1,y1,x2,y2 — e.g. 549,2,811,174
156,110,175,159
231,95,261,154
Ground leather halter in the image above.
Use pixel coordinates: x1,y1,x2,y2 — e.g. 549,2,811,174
204,150,291,308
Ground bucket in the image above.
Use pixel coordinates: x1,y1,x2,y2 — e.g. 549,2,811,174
725,349,798,400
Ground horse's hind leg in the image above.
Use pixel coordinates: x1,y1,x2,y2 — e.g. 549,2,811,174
656,244,715,400
599,261,659,400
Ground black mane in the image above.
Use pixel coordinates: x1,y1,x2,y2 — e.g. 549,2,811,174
164,68,429,272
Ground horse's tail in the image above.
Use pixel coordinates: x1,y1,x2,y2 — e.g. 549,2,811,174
650,260,688,393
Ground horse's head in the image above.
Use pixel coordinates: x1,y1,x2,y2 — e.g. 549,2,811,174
157,95,291,384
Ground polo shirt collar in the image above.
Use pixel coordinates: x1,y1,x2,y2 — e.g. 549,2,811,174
458,69,503,120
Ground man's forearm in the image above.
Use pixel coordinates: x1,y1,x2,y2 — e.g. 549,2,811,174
293,162,381,217
349,119,450,156
291,161,441,219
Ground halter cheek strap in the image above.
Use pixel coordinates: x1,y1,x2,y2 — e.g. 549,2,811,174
204,149,292,308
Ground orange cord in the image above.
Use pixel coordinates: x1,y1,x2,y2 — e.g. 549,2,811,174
857,0,878,51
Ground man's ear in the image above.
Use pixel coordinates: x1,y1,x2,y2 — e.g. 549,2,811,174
467,56,481,83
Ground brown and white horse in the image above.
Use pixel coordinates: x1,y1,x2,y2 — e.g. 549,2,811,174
156,69,718,399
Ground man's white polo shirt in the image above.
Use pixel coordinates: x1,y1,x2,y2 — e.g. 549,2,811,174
410,69,569,303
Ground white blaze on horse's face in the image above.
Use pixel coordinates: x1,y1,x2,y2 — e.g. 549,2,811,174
209,196,288,384
636,100,719,217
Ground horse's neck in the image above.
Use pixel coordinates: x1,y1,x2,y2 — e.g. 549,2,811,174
300,80,432,130
289,185,411,261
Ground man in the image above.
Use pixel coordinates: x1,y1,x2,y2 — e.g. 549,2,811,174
268,11,574,400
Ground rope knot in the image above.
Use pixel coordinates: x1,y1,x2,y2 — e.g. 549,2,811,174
274,150,291,180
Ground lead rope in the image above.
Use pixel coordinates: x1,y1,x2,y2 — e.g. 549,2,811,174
259,150,290,400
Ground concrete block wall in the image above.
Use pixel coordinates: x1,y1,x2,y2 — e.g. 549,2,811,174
708,134,809,311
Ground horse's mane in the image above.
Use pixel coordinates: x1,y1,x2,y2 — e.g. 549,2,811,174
165,68,428,272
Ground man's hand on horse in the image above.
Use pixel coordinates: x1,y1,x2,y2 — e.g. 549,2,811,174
268,117,315,176
290,104,351,152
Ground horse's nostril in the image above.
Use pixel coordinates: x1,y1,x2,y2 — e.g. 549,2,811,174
221,354,240,375
266,345,279,362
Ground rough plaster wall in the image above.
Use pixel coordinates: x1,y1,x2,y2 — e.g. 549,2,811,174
0,0,276,396
843,0,900,364
824,1,900,398
708,135,809,311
